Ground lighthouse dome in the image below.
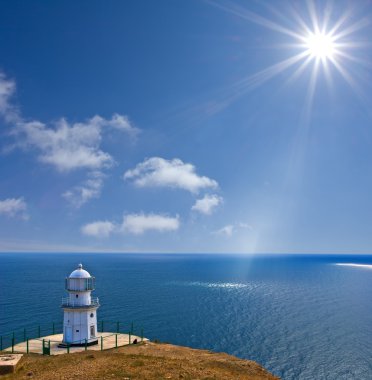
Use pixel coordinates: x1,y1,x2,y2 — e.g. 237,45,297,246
69,263,91,278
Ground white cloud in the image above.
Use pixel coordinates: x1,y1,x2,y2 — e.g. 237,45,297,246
192,194,223,215
105,113,138,135
214,224,234,237
121,213,180,235
63,171,105,208
0,73,139,207
81,221,116,238
81,212,180,238
17,114,137,172
239,222,253,230
0,197,28,220
124,157,218,193
213,222,253,237
0,73,19,122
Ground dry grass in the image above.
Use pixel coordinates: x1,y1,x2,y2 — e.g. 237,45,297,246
3,342,279,380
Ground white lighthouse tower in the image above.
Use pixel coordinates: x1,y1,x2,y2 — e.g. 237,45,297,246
61,264,100,346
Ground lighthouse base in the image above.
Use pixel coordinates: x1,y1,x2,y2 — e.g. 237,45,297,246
5,332,148,355
58,339,98,348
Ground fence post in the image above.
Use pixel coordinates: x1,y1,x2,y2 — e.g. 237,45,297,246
85,339,87,351
100,336,103,351
23,328,26,342
116,321,119,333
115,334,118,348
141,329,144,342
38,326,41,338
26,339,29,354
67,343,70,354
42,339,45,355
12,337,15,353
52,322,55,335
129,331,131,345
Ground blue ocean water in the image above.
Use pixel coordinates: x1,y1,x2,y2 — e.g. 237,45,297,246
0,253,371,379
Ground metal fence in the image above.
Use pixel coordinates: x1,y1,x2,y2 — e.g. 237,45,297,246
0,321,63,353
0,320,144,355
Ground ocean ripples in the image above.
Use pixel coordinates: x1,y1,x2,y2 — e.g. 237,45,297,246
168,281,254,289
1,254,372,379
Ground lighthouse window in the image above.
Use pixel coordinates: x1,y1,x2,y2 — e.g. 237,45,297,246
76,330,79,332
76,294,78,298
90,313,94,318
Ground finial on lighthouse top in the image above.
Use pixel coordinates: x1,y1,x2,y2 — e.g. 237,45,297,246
69,263,91,278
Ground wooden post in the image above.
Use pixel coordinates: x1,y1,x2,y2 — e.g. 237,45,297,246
11,337,14,353
129,331,131,345
67,343,70,354
115,334,118,348
100,336,103,351
26,339,29,354
85,339,87,351
42,339,45,355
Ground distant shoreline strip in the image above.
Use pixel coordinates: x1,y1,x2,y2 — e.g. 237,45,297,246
335,263,372,269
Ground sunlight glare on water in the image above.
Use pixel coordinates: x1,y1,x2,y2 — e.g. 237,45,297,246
1,253,372,380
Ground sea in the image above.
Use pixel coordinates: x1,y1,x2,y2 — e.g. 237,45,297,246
0,253,371,379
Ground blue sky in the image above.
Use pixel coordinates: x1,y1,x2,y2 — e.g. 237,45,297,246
0,0,371,253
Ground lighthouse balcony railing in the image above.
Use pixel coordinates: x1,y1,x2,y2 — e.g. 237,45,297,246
61,296,99,308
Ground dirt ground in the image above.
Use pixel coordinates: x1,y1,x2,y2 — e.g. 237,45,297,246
2,341,279,380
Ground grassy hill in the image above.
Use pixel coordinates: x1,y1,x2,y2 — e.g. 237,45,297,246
4,341,278,380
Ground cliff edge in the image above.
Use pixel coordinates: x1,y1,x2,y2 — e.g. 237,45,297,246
3,341,279,379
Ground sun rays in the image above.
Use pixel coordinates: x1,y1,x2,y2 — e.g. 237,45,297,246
208,0,371,112
203,0,372,253
155,1,370,154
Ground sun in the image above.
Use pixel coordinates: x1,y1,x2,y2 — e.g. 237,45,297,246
305,32,336,60
208,0,369,116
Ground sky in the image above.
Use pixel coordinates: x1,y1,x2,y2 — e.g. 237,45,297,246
0,0,371,254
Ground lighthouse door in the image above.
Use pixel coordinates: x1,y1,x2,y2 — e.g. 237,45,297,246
65,326,72,342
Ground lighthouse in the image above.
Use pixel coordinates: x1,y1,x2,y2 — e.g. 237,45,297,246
61,264,100,346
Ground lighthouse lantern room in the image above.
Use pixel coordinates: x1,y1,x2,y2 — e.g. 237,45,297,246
61,264,100,346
